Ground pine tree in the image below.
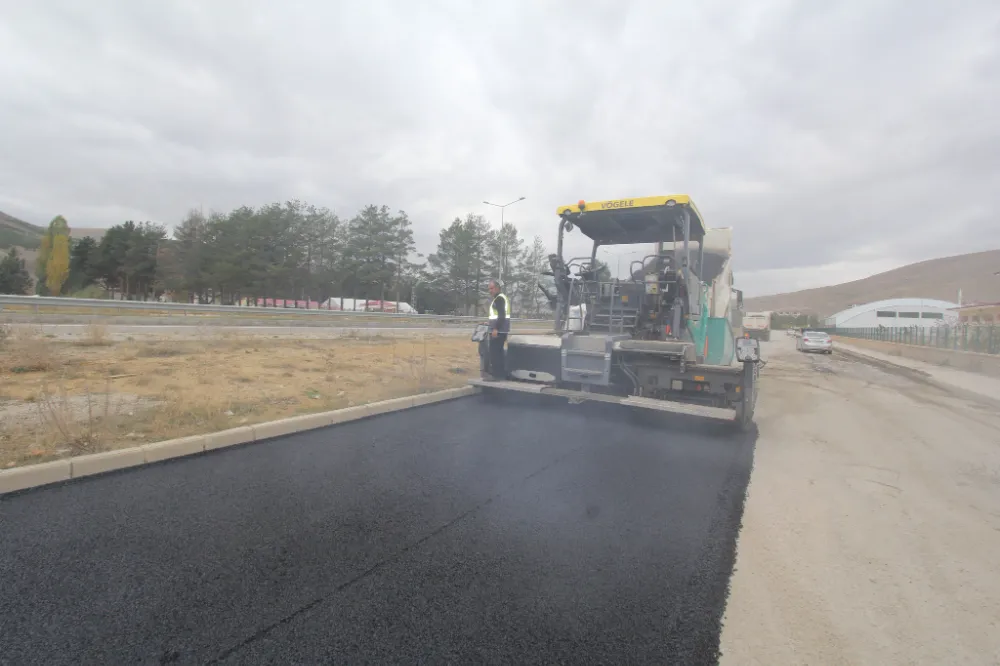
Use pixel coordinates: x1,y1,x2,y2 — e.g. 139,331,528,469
68,236,100,292
0,247,32,294
521,235,552,315
427,214,494,314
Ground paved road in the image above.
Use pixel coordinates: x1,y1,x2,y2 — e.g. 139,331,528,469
0,394,755,664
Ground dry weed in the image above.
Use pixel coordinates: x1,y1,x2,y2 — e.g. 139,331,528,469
75,321,112,347
32,379,115,455
0,326,59,373
137,344,186,358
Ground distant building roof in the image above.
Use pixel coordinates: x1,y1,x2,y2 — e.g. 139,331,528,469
826,298,960,321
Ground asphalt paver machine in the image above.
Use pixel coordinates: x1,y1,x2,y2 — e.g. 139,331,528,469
470,195,763,430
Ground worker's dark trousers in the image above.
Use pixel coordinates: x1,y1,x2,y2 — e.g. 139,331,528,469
489,333,507,378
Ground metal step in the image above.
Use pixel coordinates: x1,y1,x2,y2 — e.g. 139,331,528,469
468,379,546,393
563,349,605,358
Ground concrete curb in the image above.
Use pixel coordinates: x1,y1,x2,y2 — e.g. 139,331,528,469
837,346,1000,410
0,385,480,496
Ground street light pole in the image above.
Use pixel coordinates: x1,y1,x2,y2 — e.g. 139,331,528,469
483,196,526,284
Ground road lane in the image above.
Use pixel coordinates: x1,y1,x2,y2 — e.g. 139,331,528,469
0,393,755,665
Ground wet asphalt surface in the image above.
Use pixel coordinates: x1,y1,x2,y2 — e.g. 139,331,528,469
0,393,755,665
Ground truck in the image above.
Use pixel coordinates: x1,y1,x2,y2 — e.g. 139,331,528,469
742,311,771,342
470,194,763,430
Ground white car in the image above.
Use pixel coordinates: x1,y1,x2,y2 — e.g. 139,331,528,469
796,330,833,354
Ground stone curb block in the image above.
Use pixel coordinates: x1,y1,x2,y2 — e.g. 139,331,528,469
205,426,256,451
0,385,478,496
0,459,72,495
364,396,415,417
411,392,441,408
329,406,370,425
72,448,146,479
142,435,206,463
253,413,333,441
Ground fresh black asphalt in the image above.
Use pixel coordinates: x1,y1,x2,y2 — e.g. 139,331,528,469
0,393,756,665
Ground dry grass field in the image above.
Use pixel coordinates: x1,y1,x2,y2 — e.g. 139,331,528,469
0,323,478,468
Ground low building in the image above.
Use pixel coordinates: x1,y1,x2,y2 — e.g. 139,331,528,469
951,301,1000,324
823,298,960,328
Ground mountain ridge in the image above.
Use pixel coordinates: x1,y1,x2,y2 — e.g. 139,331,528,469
743,249,1000,316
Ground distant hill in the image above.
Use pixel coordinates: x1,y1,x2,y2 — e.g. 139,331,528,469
0,210,108,279
744,249,1000,317
0,211,45,250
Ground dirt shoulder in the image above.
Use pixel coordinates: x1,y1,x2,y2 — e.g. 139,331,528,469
0,324,478,468
831,334,1000,380
720,336,1000,664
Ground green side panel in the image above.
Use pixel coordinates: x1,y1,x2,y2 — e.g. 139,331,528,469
689,286,711,359
693,284,735,365
705,317,735,365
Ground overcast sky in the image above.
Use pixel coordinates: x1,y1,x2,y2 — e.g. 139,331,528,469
2,0,998,296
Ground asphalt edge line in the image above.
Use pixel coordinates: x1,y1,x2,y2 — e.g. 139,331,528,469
0,385,481,497
836,346,1000,411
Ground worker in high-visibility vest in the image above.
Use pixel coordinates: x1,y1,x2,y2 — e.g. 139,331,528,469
484,278,510,380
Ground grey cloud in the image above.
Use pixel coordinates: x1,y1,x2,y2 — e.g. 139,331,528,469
1,0,998,295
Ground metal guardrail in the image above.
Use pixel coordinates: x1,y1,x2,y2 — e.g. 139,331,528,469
0,294,553,325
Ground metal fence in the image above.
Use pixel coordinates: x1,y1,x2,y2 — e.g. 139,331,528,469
0,295,553,325
821,324,1000,356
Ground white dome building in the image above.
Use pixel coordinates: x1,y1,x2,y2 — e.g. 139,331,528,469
823,298,960,329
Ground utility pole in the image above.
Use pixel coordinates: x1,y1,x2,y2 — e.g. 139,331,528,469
483,196,526,283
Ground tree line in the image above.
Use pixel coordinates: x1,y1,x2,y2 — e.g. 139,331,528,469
0,202,569,316
769,312,822,329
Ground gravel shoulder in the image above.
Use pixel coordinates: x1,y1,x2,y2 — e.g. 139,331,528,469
720,336,1000,665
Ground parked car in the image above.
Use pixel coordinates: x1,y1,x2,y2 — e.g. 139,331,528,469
796,330,833,354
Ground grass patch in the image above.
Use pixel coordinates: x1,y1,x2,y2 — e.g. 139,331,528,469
1,333,478,468
137,345,187,358
0,326,59,373
73,321,113,347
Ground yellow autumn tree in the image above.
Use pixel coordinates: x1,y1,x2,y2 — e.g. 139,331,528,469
46,233,71,296
36,215,71,290
36,234,52,284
